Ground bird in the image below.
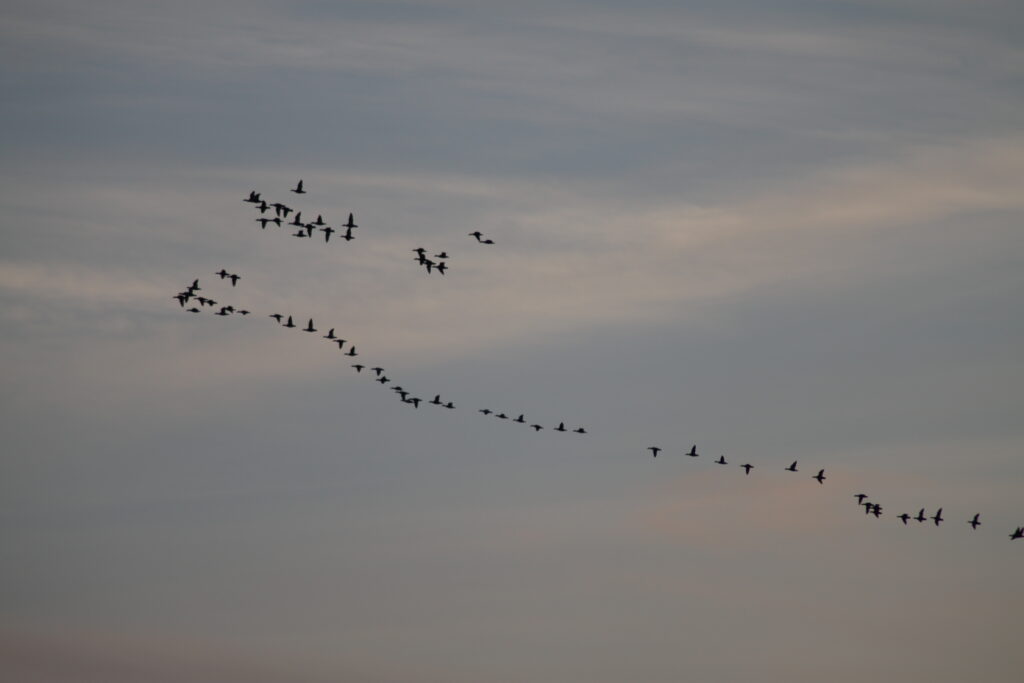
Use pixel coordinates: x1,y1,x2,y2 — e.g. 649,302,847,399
968,514,981,530
188,279,201,292
272,203,291,217
371,367,384,376
312,214,325,226
479,409,493,415
186,307,201,313
741,463,754,475
255,218,272,229
436,262,448,275
513,414,525,423
255,200,270,214
216,269,229,279
686,444,699,457
530,424,543,431
434,252,449,259
244,191,261,203
854,494,869,504
444,402,455,409
228,274,240,287
290,212,304,226
342,227,355,242
496,413,508,419
269,313,283,323
481,239,495,244
215,307,230,316
648,447,661,458
343,213,357,229
555,422,567,432
321,226,335,242
303,319,316,333
406,397,421,408
376,376,390,384
915,508,927,523
345,346,357,356
871,504,883,518
412,247,426,256
283,316,296,328
715,455,727,465
351,364,364,372
292,230,308,238
813,469,826,484
469,231,483,242
430,395,443,405
573,427,587,434
898,513,911,525
174,293,188,307
931,508,944,526
323,328,337,340
303,224,314,238
291,179,306,194
1010,527,1024,540
785,461,798,472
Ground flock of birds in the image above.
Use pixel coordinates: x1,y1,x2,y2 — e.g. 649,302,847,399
171,179,1021,543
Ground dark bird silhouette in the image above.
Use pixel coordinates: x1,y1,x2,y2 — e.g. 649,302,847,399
345,346,357,357
1010,527,1024,540
481,238,495,244
290,212,303,227
255,217,272,228
342,227,355,241
321,226,335,242
469,231,483,242
303,319,316,333
871,504,883,518
376,376,390,384
436,262,448,275
187,307,201,313
813,469,826,484
256,200,270,214
530,424,543,431
333,339,346,348
216,269,229,279
931,508,944,526
304,224,314,238
283,316,296,328
555,422,567,432
351,364,364,372
430,395,443,405
496,413,508,419
573,427,587,434
244,191,260,203
412,247,426,256
323,328,337,340
785,461,798,472
291,179,306,194
343,213,357,229
915,508,927,523
215,307,230,316
189,279,201,292
371,367,384,376
434,252,449,259
445,402,455,409
312,214,325,226
715,455,727,465
648,447,662,458
269,313,283,323
272,203,291,217
968,514,981,530
293,230,308,238
479,409,493,415
406,397,421,408
228,274,240,287
687,444,699,457
898,513,911,525
855,493,869,504
174,293,188,307
513,414,525,423
741,463,754,474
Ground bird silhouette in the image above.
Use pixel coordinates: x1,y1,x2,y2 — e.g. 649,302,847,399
555,422,567,432
343,213,357,229
444,402,455,409
513,414,525,423
915,508,927,523
371,367,384,376
479,409,493,415
323,328,337,340
785,461,798,472
216,269,229,279
321,226,335,242
244,191,260,203
648,447,661,458
1011,527,1024,540
291,179,306,194
469,231,483,242
434,252,449,259
283,316,296,328
351,364,364,372
931,508,944,526
741,463,754,475
813,469,826,484
968,514,981,530
898,513,911,525
686,444,699,457
715,455,727,465
854,493,868,504
229,274,240,287
345,346,357,356
573,427,587,434
303,319,316,333
530,424,543,431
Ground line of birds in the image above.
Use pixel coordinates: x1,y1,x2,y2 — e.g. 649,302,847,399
171,277,249,316
647,446,1021,539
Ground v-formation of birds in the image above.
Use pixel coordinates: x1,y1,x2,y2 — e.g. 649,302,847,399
173,180,1021,544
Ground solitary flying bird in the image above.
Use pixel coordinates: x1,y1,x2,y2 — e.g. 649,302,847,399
968,514,981,530
785,461,798,472
291,179,306,194
687,445,699,457
648,447,662,458
813,469,826,484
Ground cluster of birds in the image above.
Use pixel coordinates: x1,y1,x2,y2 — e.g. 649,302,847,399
170,179,1021,545
646,445,1021,539
171,277,249,316
245,180,358,243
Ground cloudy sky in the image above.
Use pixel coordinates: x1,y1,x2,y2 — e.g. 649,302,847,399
2,1,1023,681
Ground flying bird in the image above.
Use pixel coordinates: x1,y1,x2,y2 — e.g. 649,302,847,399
228,274,240,287
321,226,335,242
898,513,911,525
303,319,316,333
555,422,567,432
648,447,661,458
530,424,543,431
931,508,944,526
573,427,587,434
343,213,357,230
741,463,754,475
687,445,699,457
283,316,296,328
968,514,981,530
915,508,927,523
854,494,869,504
244,191,261,203
1010,527,1024,540
715,455,727,465
479,409,493,415
291,179,306,194
351,364,364,373
785,461,798,472
813,469,826,484
345,346,357,357
216,269,229,279
323,328,337,340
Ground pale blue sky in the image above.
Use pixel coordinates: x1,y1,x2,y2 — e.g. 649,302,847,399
2,2,1023,681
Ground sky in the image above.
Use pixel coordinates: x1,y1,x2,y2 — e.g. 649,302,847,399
1,1,1023,681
